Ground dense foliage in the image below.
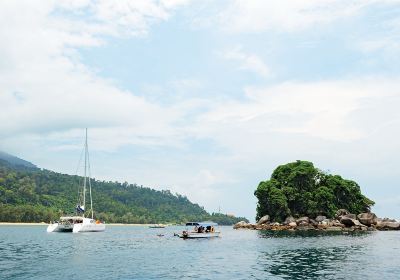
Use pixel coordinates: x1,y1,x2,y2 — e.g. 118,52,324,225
254,161,374,222
0,159,247,225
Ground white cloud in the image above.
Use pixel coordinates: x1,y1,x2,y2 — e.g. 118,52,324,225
193,77,400,148
0,0,189,150
222,46,270,78
217,0,376,33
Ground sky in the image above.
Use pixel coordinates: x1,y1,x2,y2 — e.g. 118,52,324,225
1,0,400,221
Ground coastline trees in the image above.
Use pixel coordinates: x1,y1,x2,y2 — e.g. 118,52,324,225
0,161,247,225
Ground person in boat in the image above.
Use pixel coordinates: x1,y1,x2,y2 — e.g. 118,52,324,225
194,225,198,232
198,226,205,233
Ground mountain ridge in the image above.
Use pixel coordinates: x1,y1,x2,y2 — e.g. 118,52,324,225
0,152,248,225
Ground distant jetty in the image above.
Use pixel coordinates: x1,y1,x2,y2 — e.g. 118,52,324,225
234,209,400,231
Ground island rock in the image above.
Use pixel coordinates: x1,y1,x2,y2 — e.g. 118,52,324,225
357,212,378,226
376,221,400,230
296,217,310,225
335,209,350,220
288,222,297,227
340,216,361,227
233,221,250,229
315,216,327,223
283,216,296,225
257,215,270,225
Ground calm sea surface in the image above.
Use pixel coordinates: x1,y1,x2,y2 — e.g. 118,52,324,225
0,225,399,279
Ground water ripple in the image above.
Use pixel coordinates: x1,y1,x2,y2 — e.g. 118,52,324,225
0,226,399,280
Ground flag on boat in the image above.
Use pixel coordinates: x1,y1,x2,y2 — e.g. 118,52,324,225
76,205,85,213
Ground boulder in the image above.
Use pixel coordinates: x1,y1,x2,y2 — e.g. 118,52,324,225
257,224,271,230
381,218,397,222
321,219,331,226
315,216,327,223
357,213,378,226
325,226,342,231
233,221,249,229
335,209,349,219
296,217,310,225
283,216,296,225
288,222,297,227
297,225,315,231
376,221,400,230
331,220,344,227
345,214,357,220
317,224,328,230
340,216,361,227
257,215,270,225
309,219,318,227
248,224,257,229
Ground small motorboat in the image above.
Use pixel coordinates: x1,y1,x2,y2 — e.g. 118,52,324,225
176,222,221,239
149,224,166,228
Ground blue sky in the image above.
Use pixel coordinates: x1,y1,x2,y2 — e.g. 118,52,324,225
1,0,400,221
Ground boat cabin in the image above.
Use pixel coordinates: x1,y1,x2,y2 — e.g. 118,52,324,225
186,221,218,233
58,216,84,224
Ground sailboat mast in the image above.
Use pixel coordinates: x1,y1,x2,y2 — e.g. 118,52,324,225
87,132,94,219
83,128,87,216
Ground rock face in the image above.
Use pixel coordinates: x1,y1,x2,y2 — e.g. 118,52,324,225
335,209,350,220
283,216,296,225
296,217,310,225
233,221,250,229
357,213,378,226
233,212,398,232
315,216,327,223
344,214,357,220
340,215,361,227
257,215,270,225
309,219,318,226
376,220,400,230
325,226,342,231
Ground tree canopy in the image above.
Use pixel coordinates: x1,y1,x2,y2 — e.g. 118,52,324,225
254,160,374,222
0,159,247,225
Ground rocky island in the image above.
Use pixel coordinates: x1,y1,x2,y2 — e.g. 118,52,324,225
234,160,399,231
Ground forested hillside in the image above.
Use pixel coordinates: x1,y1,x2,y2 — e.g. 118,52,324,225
0,158,247,225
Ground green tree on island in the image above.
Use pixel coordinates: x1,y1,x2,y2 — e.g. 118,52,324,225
254,160,374,222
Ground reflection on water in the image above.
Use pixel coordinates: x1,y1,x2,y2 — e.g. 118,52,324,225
257,231,372,279
0,226,399,280
261,246,356,279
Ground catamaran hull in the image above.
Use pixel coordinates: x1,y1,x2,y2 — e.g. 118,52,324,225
46,223,74,232
72,223,105,233
47,217,105,233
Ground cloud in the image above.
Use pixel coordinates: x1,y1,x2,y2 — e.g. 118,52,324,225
222,46,270,78
192,77,400,149
217,0,376,33
0,0,189,150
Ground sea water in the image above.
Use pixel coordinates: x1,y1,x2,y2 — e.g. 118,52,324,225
0,225,399,279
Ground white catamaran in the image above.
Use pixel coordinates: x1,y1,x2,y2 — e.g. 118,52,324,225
47,129,105,233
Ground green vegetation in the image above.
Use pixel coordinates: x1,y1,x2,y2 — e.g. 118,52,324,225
254,160,374,222
0,159,247,225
